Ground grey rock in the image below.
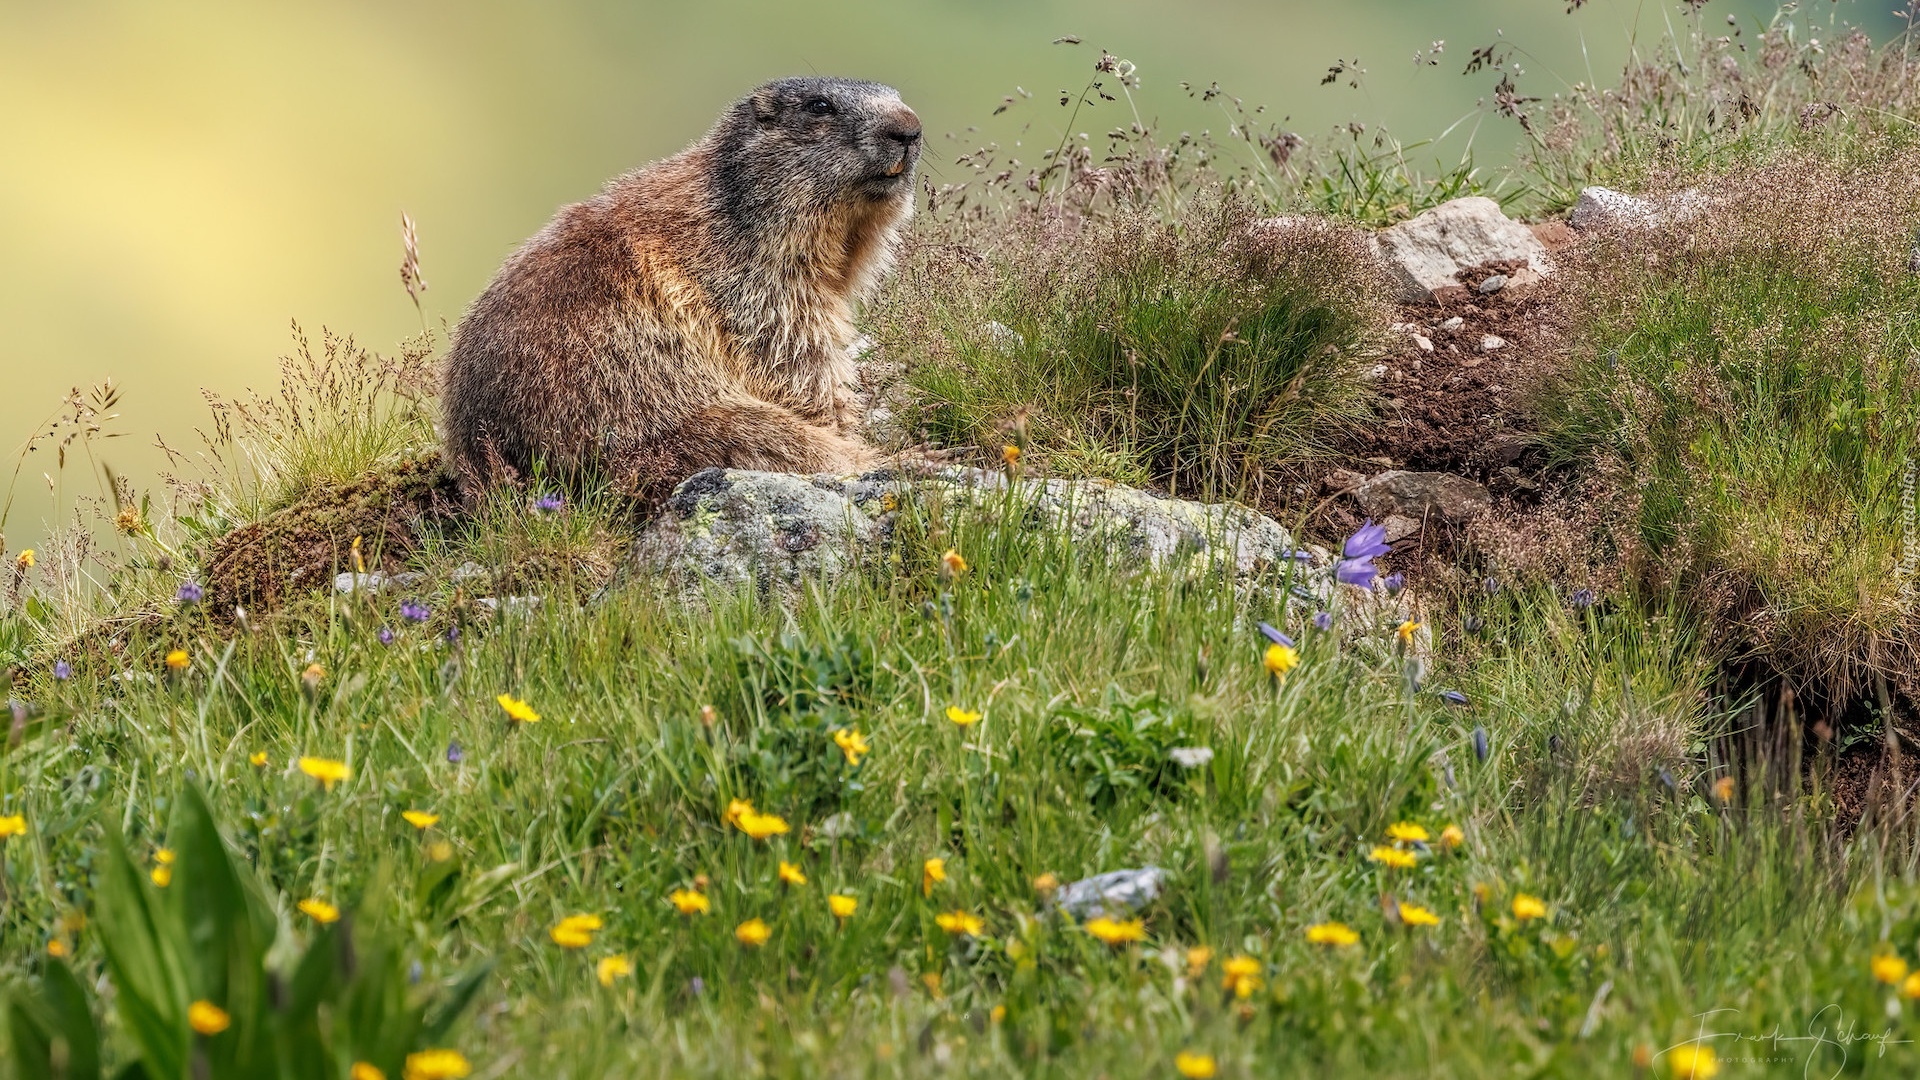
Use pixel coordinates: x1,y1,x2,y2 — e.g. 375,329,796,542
1569,185,1704,231
1412,334,1434,353
1438,316,1465,332
1477,273,1509,295
333,571,423,595
474,596,543,617
1370,197,1553,302
1480,334,1507,352
1055,866,1167,918
1352,470,1493,529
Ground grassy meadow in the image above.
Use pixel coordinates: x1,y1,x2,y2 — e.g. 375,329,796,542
7,6,1920,1079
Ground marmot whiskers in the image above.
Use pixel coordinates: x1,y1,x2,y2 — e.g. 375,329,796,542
441,76,922,494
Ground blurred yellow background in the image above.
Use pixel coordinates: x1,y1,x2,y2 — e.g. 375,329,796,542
0,0,1890,548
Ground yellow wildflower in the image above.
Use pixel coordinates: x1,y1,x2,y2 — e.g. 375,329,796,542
1439,823,1465,850
1398,903,1441,927
1262,642,1299,680
351,1064,386,1080
298,757,351,791
1084,916,1146,945
402,810,439,830
14,549,33,570
1033,872,1059,895
187,1000,230,1036
298,898,340,925
1220,955,1261,997
1512,893,1548,921
1668,1045,1719,1079
1174,1051,1218,1080
596,954,633,987
496,693,540,724
833,727,871,766
425,841,454,862
248,751,268,768
724,798,755,827
940,549,968,576
549,914,602,949
935,910,984,937
1395,620,1420,646
735,917,772,947
1386,821,1429,843
166,650,190,672
155,847,175,865
1712,775,1735,803
1901,971,1920,1000
1001,444,1021,467
923,857,946,896
1872,952,1909,984
945,706,981,726
1368,845,1417,870
990,1004,1006,1023
735,810,790,840
668,889,710,916
829,894,858,920
1305,922,1359,947
115,506,142,534
301,663,325,688
1185,945,1214,977
0,814,24,839
151,866,173,888
403,1049,472,1080
778,861,807,886
47,938,70,958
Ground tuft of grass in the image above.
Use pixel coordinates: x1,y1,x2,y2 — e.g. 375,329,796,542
876,195,1389,503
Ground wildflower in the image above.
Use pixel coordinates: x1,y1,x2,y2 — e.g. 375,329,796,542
352,1065,386,1080
833,727,871,766
1083,916,1146,945
403,1049,472,1080
1032,872,1059,895
1901,971,1920,1000
1394,620,1420,647
249,751,268,767
1221,955,1261,997
1304,922,1359,947
1169,746,1214,768
1382,572,1406,594
402,810,440,830
829,894,858,920
1256,621,1294,647
151,864,172,888
298,898,341,924
1570,588,1596,610
47,938,70,958
945,706,981,726
1667,1045,1718,1079
923,857,947,896
533,493,564,513
596,954,633,987
1472,726,1489,763
550,914,603,949
1483,576,1501,595
298,757,351,791
496,694,540,724
445,740,464,764
1369,846,1417,870
115,505,142,534
1712,775,1735,803
400,600,430,622
1185,945,1213,976
0,814,24,839
1512,893,1548,921
1872,952,1909,984
1335,520,1389,587
187,1000,230,1035
1311,610,1333,631
669,889,710,916
1262,642,1299,680
425,841,453,862
377,626,395,646
1439,823,1465,849
1386,821,1430,844
166,649,190,672
735,918,772,947
1001,444,1021,467
778,861,807,886
1436,689,1469,706
155,847,175,866
1174,1051,1218,1079
53,660,72,680
940,549,968,577
990,1004,1006,1023
735,810,790,840
14,549,34,571
177,581,204,604
935,910,984,936
1398,903,1441,927
724,798,755,827
302,663,325,691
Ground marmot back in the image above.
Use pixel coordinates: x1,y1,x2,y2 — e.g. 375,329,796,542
441,76,922,494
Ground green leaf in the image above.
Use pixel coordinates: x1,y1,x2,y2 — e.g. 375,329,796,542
7,959,102,1080
91,826,190,1080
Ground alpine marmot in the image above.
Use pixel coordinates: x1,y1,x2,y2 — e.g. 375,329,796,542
441,76,922,493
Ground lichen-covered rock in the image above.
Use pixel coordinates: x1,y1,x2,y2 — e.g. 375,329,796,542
1370,196,1553,301
628,468,881,597
1053,866,1167,919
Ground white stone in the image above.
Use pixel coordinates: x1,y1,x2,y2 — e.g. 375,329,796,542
1481,334,1506,351
1369,196,1553,301
1569,185,1703,231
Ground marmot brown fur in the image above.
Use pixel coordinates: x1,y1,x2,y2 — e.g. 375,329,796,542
441,77,922,494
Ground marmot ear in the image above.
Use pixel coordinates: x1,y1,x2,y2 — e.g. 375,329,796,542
750,90,781,123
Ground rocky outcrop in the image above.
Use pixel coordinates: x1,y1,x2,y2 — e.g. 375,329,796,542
1569,186,1703,231
1369,197,1553,301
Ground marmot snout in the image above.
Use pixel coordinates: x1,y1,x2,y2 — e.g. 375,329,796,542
441,76,922,494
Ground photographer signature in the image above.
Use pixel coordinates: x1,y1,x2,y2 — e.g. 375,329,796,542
1661,1006,1911,1079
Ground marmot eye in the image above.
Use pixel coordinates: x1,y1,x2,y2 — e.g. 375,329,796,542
804,97,835,116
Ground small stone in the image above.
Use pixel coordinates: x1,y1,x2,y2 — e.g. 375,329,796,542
1439,317,1465,332
1480,335,1506,351
1477,274,1508,294
1412,335,1433,352
1054,867,1167,918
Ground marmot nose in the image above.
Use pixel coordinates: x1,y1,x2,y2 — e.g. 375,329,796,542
878,104,922,149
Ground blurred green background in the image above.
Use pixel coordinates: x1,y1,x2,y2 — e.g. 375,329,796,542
0,0,1895,550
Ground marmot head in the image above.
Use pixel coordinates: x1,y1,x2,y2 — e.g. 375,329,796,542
711,77,922,218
